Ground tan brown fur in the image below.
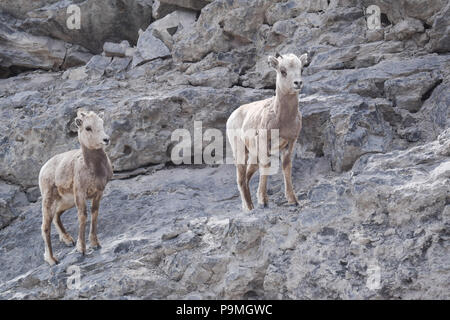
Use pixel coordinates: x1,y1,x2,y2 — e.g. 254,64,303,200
38,110,113,265
226,53,308,211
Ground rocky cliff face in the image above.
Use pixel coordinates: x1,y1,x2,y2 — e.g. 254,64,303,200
0,0,448,299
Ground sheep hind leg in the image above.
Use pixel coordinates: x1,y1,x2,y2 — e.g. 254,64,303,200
246,163,258,186
257,164,269,207
53,202,75,247
41,195,58,266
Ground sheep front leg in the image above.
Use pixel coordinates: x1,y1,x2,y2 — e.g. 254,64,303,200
282,142,298,205
75,192,88,255
237,164,254,211
89,192,102,249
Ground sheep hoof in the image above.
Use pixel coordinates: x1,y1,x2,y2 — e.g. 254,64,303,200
61,235,75,247
76,243,86,255
91,243,102,250
257,203,268,209
44,255,59,266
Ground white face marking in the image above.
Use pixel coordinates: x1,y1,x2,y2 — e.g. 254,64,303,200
268,53,307,95
76,112,110,149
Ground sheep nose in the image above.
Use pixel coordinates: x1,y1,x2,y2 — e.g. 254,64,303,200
294,80,303,87
103,138,110,145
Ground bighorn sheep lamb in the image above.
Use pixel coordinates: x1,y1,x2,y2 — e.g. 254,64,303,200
38,110,113,265
226,52,307,211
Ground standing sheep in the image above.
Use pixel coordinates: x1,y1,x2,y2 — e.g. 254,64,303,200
38,110,113,265
226,52,308,211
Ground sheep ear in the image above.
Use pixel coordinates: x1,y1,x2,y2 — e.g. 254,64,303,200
299,53,308,66
75,117,83,128
77,110,87,118
268,55,279,69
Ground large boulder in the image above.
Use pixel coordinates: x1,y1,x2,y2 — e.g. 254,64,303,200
152,0,212,19
303,55,450,97
11,0,154,53
0,0,60,19
0,13,91,76
158,0,212,11
132,29,171,68
428,1,450,53
384,71,443,112
173,0,272,62
384,18,424,41
0,14,65,72
416,80,450,142
132,9,197,67
0,182,27,229
299,94,393,172
360,0,447,25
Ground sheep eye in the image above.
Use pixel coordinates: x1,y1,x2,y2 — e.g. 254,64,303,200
86,126,92,132
281,69,287,77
